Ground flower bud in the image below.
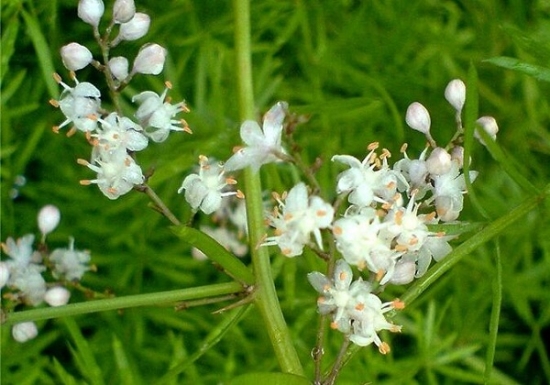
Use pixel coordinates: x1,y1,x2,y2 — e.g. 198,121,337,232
444,79,466,112
113,0,136,23
78,0,105,27
0,262,10,289
108,56,129,81
118,13,150,41
44,286,71,307
450,146,465,167
60,43,93,71
475,116,499,145
38,205,61,237
426,147,452,175
12,322,38,343
405,102,431,134
132,43,167,75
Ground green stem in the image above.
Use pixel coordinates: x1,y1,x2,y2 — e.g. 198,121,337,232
484,240,502,384
401,183,550,306
232,0,304,375
2,282,243,326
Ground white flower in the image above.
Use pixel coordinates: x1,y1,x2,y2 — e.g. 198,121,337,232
8,264,47,305
333,210,401,284
432,162,477,222
113,12,150,46
223,102,288,172
332,146,402,207
393,146,431,198
414,234,453,277
444,79,466,113
308,259,369,332
308,260,403,353
38,205,61,238
348,293,402,354
91,113,148,161
178,156,242,215
132,43,166,75
78,154,144,199
78,0,104,28
49,238,91,281
263,183,334,257
381,197,430,254
12,322,38,343
50,73,101,134
44,286,71,307
1,234,36,267
133,83,190,142
60,43,93,71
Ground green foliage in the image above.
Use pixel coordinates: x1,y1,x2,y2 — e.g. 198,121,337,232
1,0,550,384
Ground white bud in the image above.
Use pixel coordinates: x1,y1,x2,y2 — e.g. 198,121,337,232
113,0,136,23
444,79,466,112
12,322,38,343
450,146,465,167
426,147,452,175
60,43,93,71
132,43,166,75
475,116,499,145
108,56,129,81
117,13,150,41
78,0,105,27
38,205,61,237
0,262,10,289
405,102,431,134
44,287,71,307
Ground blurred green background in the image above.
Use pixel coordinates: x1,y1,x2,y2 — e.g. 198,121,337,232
1,0,550,384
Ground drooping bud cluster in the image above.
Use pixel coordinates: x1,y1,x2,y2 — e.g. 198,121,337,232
50,0,190,200
1,205,93,342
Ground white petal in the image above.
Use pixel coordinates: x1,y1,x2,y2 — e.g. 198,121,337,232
332,154,362,168
240,120,265,146
262,102,286,145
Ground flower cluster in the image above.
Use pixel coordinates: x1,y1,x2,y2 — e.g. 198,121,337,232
50,0,190,199
262,183,334,257
201,79,493,352
178,102,289,215
308,260,404,354
1,205,93,342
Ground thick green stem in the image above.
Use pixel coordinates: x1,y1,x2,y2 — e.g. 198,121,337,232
232,0,304,375
2,282,243,326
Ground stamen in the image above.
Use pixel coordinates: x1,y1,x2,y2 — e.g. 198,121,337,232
392,299,405,310
367,141,379,151
378,342,391,354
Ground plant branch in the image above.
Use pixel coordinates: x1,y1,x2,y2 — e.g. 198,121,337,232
2,282,244,326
